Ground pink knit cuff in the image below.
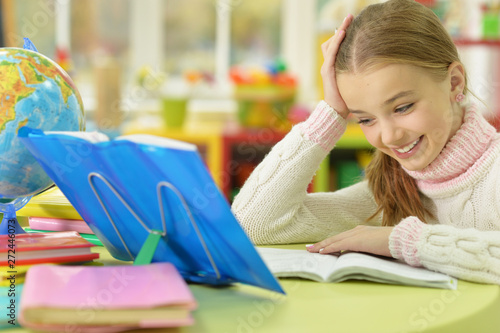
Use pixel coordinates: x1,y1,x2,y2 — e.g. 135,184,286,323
297,100,347,152
389,217,425,267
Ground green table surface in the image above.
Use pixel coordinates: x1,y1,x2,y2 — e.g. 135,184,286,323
3,244,500,333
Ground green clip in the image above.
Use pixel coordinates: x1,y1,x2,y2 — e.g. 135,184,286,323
133,229,163,265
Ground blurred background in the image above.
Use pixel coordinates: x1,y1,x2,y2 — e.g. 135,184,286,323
2,0,500,201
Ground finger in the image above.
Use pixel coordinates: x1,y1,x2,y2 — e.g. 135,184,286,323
340,13,353,31
321,15,350,60
325,14,353,57
320,230,364,254
335,13,353,37
321,28,348,76
320,31,345,78
320,239,355,254
325,29,345,60
321,33,336,58
307,226,369,253
321,38,332,58
307,229,356,253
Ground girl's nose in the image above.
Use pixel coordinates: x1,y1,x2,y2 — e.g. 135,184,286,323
380,120,405,146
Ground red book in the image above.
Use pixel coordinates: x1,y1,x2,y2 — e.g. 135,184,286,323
0,231,99,266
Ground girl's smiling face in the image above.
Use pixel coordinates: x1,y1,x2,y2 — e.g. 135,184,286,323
337,63,465,171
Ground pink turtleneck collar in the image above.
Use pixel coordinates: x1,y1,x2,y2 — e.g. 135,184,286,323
404,105,498,185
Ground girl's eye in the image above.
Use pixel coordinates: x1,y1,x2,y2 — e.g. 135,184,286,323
357,118,374,126
395,103,414,114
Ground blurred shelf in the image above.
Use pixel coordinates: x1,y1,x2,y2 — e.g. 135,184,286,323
454,39,500,47
337,123,371,149
123,120,370,199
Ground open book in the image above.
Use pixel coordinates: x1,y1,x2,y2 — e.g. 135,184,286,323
257,248,457,289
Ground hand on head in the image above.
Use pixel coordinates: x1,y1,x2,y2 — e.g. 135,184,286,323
320,14,353,119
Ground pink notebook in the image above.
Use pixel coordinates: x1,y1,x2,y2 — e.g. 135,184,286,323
20,263,197,331
28,216,94,234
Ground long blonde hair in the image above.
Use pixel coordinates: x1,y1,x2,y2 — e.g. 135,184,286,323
335,0,469,226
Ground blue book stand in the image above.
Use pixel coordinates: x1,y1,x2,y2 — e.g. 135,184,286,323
18,127,284,294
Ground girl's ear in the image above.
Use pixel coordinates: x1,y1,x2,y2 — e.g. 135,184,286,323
448,61,466,99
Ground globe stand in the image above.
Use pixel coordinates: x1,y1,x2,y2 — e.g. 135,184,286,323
0,197,32,235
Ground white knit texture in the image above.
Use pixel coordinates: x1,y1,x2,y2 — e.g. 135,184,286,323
390,218,500,284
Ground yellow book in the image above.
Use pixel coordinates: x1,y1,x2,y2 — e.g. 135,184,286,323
16,187,82,220
1,276,25,286
1,265,30,286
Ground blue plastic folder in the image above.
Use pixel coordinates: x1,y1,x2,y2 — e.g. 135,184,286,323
18,127,284,294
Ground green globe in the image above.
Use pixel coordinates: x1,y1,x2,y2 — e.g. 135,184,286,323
0,47,85,203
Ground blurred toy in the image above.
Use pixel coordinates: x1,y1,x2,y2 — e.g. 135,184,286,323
287,105,311,125
481,2,500,40
136,65,167,92
184,70,204,84
55,47,72,74
230,59,297,131
442,0,467,37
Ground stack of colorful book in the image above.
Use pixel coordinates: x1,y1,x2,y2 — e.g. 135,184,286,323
0,231,99,267
1,231,101,328
17,187,102,246
17,187,82,220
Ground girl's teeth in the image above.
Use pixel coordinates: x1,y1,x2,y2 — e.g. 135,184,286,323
396,138,420,153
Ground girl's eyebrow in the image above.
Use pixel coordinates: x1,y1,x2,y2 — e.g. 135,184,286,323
383,90,415,106
349,90,415,114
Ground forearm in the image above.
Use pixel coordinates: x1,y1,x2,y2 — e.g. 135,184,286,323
232,101,380,244
231,126,328,244
389,217,500,285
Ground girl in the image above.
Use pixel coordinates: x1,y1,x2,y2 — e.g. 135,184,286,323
232,0,500,285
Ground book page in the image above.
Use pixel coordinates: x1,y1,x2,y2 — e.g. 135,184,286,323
115,134,197,151
44,131,197,151
257,248,457,289
45,131,109,143
333,253,457,289
257,248,338,282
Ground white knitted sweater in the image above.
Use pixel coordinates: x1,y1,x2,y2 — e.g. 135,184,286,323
232,101,500,285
